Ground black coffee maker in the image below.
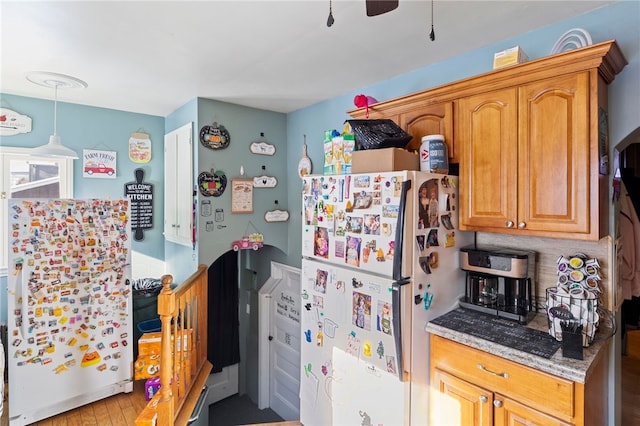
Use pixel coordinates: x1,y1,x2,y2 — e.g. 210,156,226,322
459,246,536,324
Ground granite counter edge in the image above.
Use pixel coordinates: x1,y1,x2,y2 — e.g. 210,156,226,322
425,322,610,383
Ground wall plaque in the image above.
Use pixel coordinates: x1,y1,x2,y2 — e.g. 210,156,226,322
124,168,154,241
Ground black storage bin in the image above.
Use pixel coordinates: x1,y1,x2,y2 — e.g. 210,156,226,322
132,278,163,360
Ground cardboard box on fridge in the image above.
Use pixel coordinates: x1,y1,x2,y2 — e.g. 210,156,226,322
493,46,528,69
351,148,419,173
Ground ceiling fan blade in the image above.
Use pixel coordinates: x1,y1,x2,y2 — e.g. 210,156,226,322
366,0,399,17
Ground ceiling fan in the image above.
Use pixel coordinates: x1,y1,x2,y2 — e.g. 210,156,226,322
365,0,399,16
327,0,434,40
326,0,398,27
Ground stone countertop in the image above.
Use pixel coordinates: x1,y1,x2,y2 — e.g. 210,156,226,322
425,308,612,383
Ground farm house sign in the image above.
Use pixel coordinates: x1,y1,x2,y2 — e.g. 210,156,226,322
0,108,32,135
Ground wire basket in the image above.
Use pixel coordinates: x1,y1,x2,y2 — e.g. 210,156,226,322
546,287,600,347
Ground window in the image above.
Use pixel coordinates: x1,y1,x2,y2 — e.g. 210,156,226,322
1,147,74,272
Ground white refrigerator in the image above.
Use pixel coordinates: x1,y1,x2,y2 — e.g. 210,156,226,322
300,171,472,426
7,198,133,426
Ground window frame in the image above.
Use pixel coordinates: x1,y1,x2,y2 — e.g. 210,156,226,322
0,146,74,273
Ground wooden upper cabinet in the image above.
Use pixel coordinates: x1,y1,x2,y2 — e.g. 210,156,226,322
459,73,593,238
347,40,626,240
399,102,455,158
458,88,518,231
517,72,590,235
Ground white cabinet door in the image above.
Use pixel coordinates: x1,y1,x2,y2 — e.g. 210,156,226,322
164,122,193,246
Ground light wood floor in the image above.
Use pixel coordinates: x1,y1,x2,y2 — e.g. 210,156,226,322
2,338,639,426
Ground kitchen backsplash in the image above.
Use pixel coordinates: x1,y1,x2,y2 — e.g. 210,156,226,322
476,233,611,311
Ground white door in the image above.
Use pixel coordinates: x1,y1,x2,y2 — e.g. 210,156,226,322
258,262,301,421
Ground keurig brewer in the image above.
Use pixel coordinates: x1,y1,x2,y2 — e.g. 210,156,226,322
459,246,536,324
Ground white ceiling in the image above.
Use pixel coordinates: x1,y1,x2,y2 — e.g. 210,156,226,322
1,0,614,116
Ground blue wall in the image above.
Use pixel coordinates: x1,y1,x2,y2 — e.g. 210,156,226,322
0,94,166,262
284,0,640,268
1,1,637,323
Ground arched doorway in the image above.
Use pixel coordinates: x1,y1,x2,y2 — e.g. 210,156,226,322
614,127,640,423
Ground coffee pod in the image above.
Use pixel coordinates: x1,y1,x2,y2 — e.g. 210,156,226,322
558,273,569,285
557,257,570,273
585,264,598,276
585,258,600,269
569,269,585,282
569,256,584,269
585,276,600,291
569,286,585,298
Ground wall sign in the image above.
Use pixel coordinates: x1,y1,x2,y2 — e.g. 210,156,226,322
83,149,117,179
124,168,154,241
200,122,230,150
128,131,151,163
198,169,227,197
231,179,254,213
253,175,278,188
264,209,290,222
249,141,276,155
0,108,32,135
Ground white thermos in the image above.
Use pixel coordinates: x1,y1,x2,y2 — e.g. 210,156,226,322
420,134,449,174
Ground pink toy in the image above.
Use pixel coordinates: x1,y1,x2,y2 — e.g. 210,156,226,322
353,94,378,119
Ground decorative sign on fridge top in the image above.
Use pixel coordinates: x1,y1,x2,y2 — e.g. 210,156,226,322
83,149,117,179
0,108,32,135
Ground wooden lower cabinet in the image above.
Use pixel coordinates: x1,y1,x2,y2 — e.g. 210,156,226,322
432,368,573,426
495,394,573,426
430,335,608,426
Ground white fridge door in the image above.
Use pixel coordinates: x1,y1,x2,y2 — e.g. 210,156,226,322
301,172,412,278
7,199,133,425
300,258,410,426
408,172,474,426
332,347,409,425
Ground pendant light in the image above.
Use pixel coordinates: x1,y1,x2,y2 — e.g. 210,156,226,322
26,72,88,159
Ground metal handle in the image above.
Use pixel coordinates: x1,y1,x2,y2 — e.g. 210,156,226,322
479,395,488,403
506,220,514,228
517,221,526,229
477,363,509,379
493,400,503,408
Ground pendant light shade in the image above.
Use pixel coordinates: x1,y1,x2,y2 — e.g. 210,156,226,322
26,72,87,160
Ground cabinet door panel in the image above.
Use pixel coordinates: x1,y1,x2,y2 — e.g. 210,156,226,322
400,102,454,159
164,122,193,246
432,368,493,426
494,394,573,426
518,72,590,233
459,88,518,230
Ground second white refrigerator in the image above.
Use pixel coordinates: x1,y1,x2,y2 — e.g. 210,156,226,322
300,171,472,425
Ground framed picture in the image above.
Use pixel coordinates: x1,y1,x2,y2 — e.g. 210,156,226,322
231,179,254,213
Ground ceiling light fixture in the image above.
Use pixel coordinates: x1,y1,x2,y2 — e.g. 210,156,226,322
26,72,88,159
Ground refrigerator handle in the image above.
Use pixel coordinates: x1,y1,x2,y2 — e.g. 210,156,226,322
392,278,411,382
392,179,411,282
